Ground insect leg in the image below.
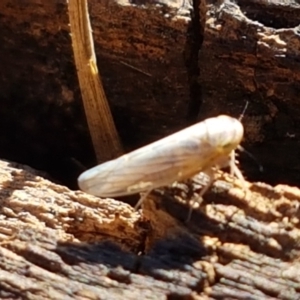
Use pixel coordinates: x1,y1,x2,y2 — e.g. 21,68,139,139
186,150,244,223
135,189,152,210
229,150,249,202
229,150,245,184
186,168,216,222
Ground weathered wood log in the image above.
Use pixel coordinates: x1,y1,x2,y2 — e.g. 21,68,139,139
1,0,300,298
0,0,299,189
1,159,300,299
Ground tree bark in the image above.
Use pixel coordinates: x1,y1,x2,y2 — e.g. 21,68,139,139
200,0,300,186
1,0,300,298
1,0,299,187
0,0,195,188
1,159,300,299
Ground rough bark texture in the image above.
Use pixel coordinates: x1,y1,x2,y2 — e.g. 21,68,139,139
0,0,299,188
200,0,300,186
1,0,300,298
0,0,194,188
1,159,300,299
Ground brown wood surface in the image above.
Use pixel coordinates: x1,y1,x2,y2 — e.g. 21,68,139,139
0,0,300,298
1,159,300,299
0,0,194,189
0,0,299,187
200,0,300,186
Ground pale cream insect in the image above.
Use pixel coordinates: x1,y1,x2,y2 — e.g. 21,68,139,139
78,115,245,211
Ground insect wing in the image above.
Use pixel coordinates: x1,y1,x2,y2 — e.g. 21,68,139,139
78,115,244,198
78,123,211,197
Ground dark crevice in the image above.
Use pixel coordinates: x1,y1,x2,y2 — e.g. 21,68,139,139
184,0,205,124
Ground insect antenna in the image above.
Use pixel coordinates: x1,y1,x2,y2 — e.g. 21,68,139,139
70,157,88,172
238,146,264,173
238,101,249,121
236,100,263,173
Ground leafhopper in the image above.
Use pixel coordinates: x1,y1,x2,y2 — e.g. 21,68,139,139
78,115,245,211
